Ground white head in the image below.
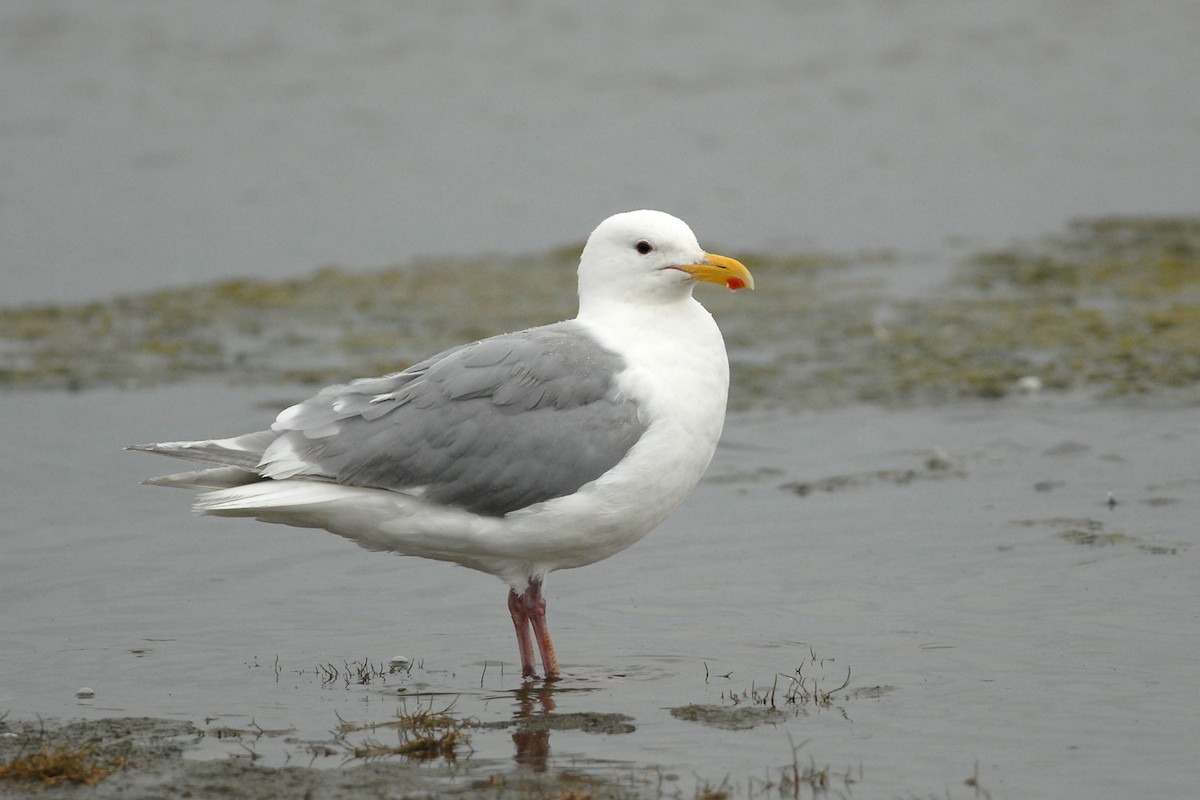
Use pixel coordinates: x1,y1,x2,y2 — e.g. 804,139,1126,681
576,210,752,313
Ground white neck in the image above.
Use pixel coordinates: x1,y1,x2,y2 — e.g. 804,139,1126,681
575,294,730,442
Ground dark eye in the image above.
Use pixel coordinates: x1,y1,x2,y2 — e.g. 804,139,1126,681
635,240,654,255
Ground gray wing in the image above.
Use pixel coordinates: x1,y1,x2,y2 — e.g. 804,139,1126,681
260,321,647,516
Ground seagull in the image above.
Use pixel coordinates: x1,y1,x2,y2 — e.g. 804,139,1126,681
129,210,753,681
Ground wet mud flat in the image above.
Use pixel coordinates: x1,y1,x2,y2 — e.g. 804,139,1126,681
0,698,858,800
2,218,1199,798
4,217,1200,408
0,715,593,800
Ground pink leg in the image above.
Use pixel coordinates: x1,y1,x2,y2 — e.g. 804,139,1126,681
525,580,560,681
508,589,537,679
508,581,560,681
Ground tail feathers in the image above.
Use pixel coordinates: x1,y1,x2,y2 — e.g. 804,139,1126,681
191,481,488,563
194,482,409,545
144,466,264,491
195,481,369,517
127,430,277,470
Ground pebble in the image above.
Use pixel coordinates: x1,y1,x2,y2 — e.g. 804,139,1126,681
1016,375,1043,393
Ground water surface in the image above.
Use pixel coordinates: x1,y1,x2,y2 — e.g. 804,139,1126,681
2,386,1196,797
3,0,1198,303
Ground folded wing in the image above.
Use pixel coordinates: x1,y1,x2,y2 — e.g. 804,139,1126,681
133,322,647,517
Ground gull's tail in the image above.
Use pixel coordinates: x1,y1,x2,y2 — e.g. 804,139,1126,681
126,430,277,491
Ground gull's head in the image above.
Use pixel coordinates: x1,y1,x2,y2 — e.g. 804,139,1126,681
577,210,753,310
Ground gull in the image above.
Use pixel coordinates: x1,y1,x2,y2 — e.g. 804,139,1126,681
130,210,753,680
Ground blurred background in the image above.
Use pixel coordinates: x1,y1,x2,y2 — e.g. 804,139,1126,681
2,0,1197,305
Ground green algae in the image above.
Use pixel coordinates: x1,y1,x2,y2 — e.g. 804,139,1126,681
873,217,1200,403
3,217,1199,407
1010,517,1189,555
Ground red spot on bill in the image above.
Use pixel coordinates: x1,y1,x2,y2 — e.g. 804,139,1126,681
726,277,746,290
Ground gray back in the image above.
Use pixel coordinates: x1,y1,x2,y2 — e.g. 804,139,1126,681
271,321,647,516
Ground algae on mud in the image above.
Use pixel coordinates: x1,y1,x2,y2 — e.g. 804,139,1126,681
875,217,1200,402
3,217,1199,408
0,717,198,792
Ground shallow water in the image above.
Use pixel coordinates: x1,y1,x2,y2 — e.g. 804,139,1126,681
3,0,1199,303
2,385,1196,797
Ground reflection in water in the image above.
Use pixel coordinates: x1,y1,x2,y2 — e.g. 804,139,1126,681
510,683,557,771
499,682,637,771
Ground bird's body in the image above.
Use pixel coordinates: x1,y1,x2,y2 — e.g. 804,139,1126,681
131,210,753,680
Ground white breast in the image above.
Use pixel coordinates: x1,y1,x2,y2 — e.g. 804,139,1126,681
493,297,731,574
